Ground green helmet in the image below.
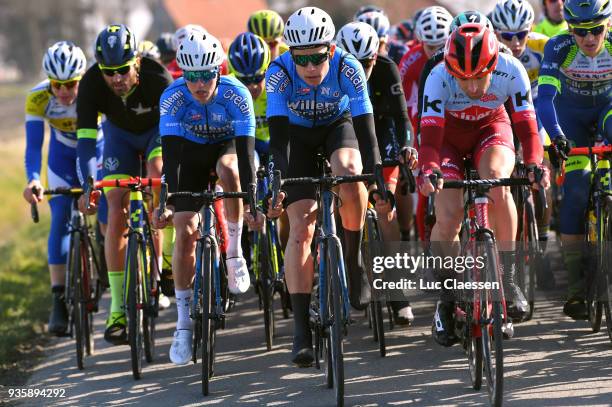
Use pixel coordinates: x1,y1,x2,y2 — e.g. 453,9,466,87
247,10,284,42
450,10,494,32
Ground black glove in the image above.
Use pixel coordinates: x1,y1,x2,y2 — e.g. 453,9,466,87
547,136,571,169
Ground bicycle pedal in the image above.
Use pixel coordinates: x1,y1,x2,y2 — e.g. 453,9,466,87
502,322,514,339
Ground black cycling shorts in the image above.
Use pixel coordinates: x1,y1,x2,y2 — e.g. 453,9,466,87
285,113,360,206
173,139,236,213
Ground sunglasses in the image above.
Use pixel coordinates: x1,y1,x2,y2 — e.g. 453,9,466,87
359,58,376,69
99,59,136,77
292,52,329,67
237,74,265,85
572,24,606,37
499,30,529,41
267,40,279,48
183,69,218,83
50,78,79,90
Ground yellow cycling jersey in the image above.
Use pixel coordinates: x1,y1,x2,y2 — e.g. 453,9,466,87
517,32,549,99
534,18,568,38
25,80,78,135
279,42,290,55
226,73,268,143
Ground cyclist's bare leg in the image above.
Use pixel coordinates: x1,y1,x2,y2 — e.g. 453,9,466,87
477,145,517,244
377,182,400,241
49,264,66,287
171,212,199,290
330,147,366,231
285,200,317,293
216,153,242,223
395,188,414,240
430,188,463,256
105,188,129,271
147,157,163,278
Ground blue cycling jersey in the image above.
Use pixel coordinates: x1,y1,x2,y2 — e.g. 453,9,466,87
159,76,255,143
265,47,373,127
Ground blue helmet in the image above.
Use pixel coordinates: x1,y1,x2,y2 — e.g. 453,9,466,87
564,0,612,25
95,24,137,66
156,32,176,55
228,32,271,76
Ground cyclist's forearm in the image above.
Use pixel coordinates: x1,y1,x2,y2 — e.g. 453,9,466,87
535,84,564,140
513,117,544,165
235,136,255,193
353,113,381,174
25,121,44,182
393,112,412,149
419,126,443,171
268,116,290,177
76,128,97,185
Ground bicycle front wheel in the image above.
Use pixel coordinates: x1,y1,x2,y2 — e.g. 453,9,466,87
364,211,385,357
602,198,612,343
143,232,158,363
327,239,345,407
127,238,144,380
71,230,86,370
201,238,215,396
480,234,504,407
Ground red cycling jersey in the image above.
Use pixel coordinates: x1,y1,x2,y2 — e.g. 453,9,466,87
399,43,429,140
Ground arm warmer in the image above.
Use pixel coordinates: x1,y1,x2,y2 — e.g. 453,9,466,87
353,113,381,174
24,121,44,182
76,129,98,186
235,136,255,193
535,84,564,140
268,115,290,178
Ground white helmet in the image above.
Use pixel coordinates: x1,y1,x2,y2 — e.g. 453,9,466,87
173,24,207,48
491,0,535,32
415,6,453,47
284,7,335,48
336,22,379,60
356,11,391,39
176,32,224,71
42,41,87,81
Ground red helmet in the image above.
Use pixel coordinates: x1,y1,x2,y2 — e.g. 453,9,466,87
444,23,498,80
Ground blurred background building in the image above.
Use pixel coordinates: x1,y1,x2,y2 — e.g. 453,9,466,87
0,0,543,82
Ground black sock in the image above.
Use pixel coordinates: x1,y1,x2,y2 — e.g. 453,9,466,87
400,229,411,241
343,229,363,285
290,293,311,348
51,285,65,294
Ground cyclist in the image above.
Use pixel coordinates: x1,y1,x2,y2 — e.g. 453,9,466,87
537,0,612,319
387,20,414,65
23,41,97,336
336,22,417,325
152,32,260,365
419,24,548,346
353,4,385,20
356,10,391,57
247,10,289,60
76,24,173,345
265,6,381,367
156,32,181,79
138,40,161,62
534,0,568,38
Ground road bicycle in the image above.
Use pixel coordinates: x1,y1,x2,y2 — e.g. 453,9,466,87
32,187,103,370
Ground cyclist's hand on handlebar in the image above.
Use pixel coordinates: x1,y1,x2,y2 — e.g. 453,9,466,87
153,205,174,229
245,205,265,231
399,146,419,170
418,168,443,196
527,163,550,190
78,190,100,215
547,136,571,169
23,180,44,204
373,192,394,220
266,191,286,219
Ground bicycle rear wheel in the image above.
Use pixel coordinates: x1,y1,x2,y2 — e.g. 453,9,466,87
81,236,95,357
201,238,215,396
259,229,275,351
364,210,385,357
480,234,504,407
143,233,158,363
602,199,612,343
587,207,603,333
127,238,144,380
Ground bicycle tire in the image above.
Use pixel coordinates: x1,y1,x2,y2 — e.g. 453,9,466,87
364,211,386,357
327,239,345,407
202,238,214,396
72,230,85,370
603,199,612,343
259,228,275,351
143,233,157,363
587,207,603,333
467,302,483,390
480,234,504,407
81,235,95,357
524,198,539,321
127,238,143,380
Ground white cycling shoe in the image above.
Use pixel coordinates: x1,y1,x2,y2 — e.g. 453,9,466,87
169,329,193,365
158,293,171,310
226,257,250,294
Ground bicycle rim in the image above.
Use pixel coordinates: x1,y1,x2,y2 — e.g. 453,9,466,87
127,240,143,380
82,238,94,357
72,232,85,370
260,230,275,351
467,301,483,390
481,236,504,407
374,301,385,357
202,239,214,396
143,236,157,363
365,212,385,357
525,200,539,321
603,199,612,343
328,241,345,406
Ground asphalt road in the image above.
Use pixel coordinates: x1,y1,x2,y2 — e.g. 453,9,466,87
7,265,612,407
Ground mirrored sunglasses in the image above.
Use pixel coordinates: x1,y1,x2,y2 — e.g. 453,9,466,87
237,74,265,85
500,30,529,41
183,69,218,83
50,79,79,89
292,52,329,67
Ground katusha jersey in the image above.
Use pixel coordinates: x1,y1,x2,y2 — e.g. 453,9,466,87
159,75,255,143
265,47,373,127
420,52,542,170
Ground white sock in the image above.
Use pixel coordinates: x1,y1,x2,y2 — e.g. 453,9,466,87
175,289,192,331
157,256,163,281
226,221,243,259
